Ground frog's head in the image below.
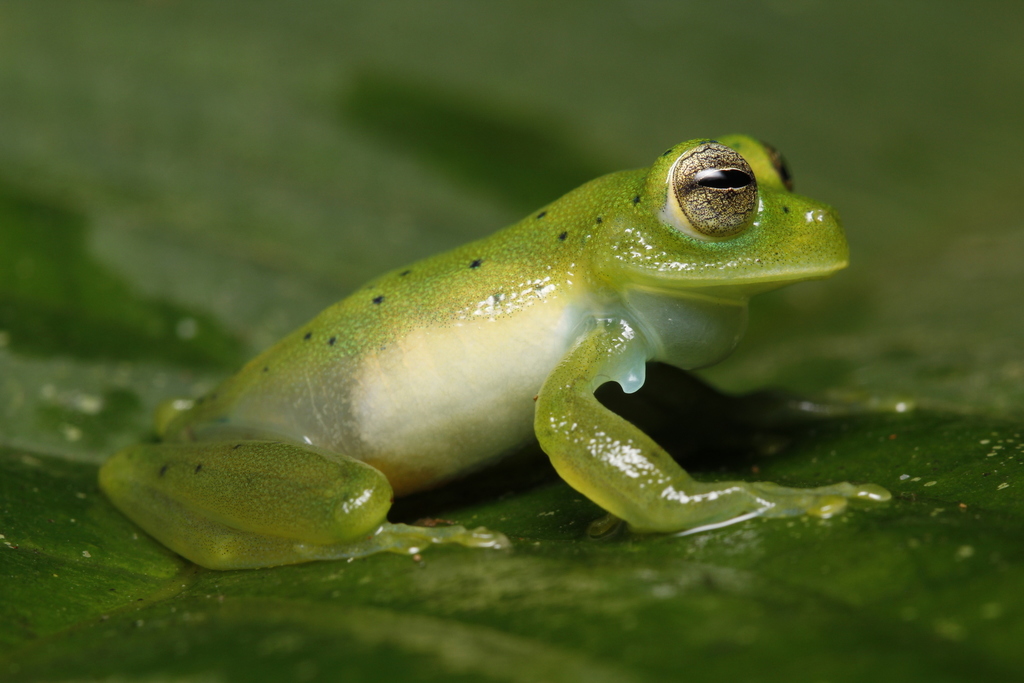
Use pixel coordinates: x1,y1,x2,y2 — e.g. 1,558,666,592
593,135,848,300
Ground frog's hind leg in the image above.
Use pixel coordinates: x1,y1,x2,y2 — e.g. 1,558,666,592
99,441,507,570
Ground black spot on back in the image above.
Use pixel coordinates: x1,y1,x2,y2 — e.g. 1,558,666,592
782,206,790,214
372,295,385,304
400,270,411,277
159,464,168,477
469,259,482,269
194,464,203,474
558,231,567,241
303,332,312,341
328,336,336,345
632,195,641,205
536,211,547,219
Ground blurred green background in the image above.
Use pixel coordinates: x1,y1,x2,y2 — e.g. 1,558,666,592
1,2,1023,681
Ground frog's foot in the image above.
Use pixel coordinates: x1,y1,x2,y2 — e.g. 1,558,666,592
744,480,891,519
631,479,891,536
300,522,510,563
587,513,626,539
119,509,509,570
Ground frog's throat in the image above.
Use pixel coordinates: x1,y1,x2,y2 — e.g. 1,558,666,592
619,284,749,371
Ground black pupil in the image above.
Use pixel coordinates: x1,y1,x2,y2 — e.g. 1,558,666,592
695,168,752,189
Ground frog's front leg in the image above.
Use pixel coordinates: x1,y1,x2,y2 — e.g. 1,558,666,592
99,441,507,570
534,321,890,534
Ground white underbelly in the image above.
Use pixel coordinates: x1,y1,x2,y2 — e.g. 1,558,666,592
352,301,582,491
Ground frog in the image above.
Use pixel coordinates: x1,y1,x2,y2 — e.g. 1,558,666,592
99,135,890,570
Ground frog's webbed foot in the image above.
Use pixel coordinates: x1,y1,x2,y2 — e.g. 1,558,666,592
631,478,892,534
592,481,891,538
742,480,891,519
584,479,890,540
297,522,509,564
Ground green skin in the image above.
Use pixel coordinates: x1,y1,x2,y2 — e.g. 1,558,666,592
100,135,890,570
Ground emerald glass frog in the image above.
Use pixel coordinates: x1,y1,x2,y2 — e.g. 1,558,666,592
100,136,890,570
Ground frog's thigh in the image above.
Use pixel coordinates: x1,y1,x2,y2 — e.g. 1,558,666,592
99,440,393,569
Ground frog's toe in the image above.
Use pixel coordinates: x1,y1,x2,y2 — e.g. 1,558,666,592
461,526,511,549
360,522,511,555
749,480,889,520
804,481,892,505
754,489,848,518
803,494,848,518
852,483,892,502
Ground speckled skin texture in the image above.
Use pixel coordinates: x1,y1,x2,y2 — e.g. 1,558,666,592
99,136,890,570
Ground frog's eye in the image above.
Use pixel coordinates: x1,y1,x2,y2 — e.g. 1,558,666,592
663,142,758,240
762,141,794,191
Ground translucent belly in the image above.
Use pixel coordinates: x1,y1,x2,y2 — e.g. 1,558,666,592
352,302,582,494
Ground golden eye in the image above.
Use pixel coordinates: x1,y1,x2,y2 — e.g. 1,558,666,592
664,142,758,240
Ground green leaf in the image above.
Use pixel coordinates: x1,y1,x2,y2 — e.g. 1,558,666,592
0,184,244,369
1,2,1023,682
5,412,1024,681
0,447,187,651
341,71,614,213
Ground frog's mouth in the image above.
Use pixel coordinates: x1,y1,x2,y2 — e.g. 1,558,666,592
622,259,848,302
